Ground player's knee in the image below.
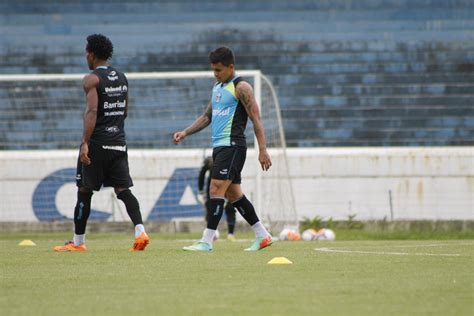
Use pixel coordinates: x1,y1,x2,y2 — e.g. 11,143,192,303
209,181,224,197
116,188,139,207
114,187,128,195
79,187,93,194
226,191,241,202
116,188,132,199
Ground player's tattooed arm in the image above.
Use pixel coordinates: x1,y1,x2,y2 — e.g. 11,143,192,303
236,81,272,171
173,102,212,144
80,73,100,165
184,102,212,136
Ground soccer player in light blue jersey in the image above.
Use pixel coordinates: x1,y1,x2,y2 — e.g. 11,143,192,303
173,47,273,252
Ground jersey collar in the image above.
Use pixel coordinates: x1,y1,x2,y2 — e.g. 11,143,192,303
220,75,238,87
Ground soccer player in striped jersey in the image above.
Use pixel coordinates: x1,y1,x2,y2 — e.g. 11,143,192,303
173,47,273,252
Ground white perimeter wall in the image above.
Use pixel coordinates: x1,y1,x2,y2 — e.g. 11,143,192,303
286,147,473,221
0,147,472,221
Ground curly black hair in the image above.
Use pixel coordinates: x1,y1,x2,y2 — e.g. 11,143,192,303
209,46,235,66
86,34,113,60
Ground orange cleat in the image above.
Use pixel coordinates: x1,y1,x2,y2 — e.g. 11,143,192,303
54,241,87,252
130,232,150,251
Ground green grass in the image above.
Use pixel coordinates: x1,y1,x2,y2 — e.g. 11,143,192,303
1,233,473,315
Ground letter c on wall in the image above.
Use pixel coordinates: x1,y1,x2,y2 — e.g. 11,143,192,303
32,168,110,221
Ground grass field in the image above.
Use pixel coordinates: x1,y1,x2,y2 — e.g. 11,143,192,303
1,232,473,315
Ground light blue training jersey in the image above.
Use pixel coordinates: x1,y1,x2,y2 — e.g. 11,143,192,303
211,76,248,148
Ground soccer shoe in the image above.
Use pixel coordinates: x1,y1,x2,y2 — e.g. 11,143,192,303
182,241,213,252
227,234,237,242
53,241,87,252
244,235,273,251
130,232,150,251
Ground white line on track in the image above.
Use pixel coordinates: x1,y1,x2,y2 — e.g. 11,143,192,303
315,247,461,257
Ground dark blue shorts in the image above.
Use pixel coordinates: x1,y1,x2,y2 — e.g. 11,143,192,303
76,141,133,191
211,146,247,184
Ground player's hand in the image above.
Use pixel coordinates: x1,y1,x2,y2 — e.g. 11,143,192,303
173,131,186,144
197,192,206,205
259,149,272,171
80,142,91,165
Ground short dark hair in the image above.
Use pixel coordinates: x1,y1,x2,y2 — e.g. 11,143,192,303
86,34,113,60
209,47,235,66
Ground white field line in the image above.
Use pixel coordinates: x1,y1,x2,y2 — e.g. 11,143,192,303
337,242,474,249
179,239,252,243
380,242,474,248
315,247,461,257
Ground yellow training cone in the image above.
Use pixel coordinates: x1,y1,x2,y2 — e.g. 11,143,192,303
267,257,292,265
19,240,36,246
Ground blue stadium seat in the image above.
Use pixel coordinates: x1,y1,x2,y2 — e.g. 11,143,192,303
0,0,473,148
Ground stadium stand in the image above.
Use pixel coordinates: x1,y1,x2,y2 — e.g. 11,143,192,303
1,0,473,148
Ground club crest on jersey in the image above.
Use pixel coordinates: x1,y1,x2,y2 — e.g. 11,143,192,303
215,92,222,103
107,71,118,81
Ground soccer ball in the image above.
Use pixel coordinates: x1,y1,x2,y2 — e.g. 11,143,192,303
278,228,291,240
302,229,318,241
315,228,336,241
279,228,301,241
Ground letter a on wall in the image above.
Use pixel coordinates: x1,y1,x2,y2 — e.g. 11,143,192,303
147,168,202,221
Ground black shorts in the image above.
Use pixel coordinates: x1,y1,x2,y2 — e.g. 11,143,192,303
211,146,246,184
76,142,133,191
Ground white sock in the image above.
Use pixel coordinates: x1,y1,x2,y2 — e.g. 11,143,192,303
200,228,216,245
73,234,85,246
135,224,146,238
252,221,270,239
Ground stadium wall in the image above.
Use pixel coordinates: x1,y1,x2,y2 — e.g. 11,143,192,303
1,147,472,222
